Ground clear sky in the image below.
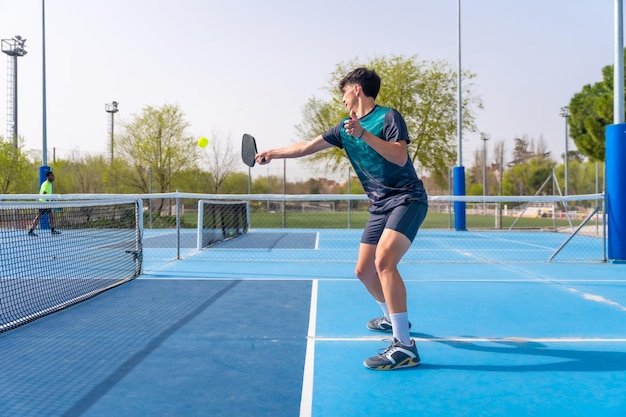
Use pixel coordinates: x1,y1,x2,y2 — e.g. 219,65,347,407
0,0,617,182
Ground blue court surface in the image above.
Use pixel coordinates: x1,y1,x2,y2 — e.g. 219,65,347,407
1,229,626,416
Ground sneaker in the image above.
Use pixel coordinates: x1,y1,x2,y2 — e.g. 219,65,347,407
367,316,412,332
363,337,421,371
51,230,61,235
28,230,38,237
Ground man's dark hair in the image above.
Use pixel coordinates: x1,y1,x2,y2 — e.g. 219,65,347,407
46,171,54,178
339,67,381,99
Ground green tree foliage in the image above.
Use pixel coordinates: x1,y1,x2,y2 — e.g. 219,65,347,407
116,104,198,194
252,175,284,194
503,157,556,196
103,159,137,193
466,182,483,196
220,172,249,194
172,167,213,194
569,64,615,161
0,137,35,193
53,152,109,193
554,160,604,195
295,55,483,187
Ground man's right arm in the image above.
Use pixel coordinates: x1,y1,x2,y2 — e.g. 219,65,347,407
256,135,332,165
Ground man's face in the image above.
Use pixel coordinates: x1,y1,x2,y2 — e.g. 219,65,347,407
341,84,359,112
48,173,55,182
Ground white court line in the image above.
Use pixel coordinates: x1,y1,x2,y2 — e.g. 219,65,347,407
312,336,626,343
299,279,318,417
566,287,626,311
493,263,626,312
138,276,626,283
472,232,557,250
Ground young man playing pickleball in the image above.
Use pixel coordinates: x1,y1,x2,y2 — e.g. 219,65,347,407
255,67,428,370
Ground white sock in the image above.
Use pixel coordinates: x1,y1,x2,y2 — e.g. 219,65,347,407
390,312,411,345
376,301,390,320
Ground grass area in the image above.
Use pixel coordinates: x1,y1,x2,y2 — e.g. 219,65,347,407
156,209,589,230
250,210,585,229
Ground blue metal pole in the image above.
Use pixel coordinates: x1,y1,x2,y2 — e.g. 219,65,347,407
453,166,466,231
41,0,48,167
606,124,626,261
454,0,466,231
606,0,626,261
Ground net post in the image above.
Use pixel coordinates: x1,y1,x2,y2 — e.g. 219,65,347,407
243,200,250,233
137,198,144,248
135,198,144,276
606,123,626,261
176,191,181,260
197,200,204,251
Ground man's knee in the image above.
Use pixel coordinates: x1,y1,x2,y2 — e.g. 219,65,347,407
374,252,400,277
355,264,375,281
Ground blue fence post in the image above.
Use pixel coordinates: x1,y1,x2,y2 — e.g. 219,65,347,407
605,123,626,261
453,166,466,231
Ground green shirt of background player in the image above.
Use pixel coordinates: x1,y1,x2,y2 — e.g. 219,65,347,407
28,171,61,236
255,67,428,371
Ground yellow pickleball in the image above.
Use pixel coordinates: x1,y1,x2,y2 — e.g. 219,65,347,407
197,137,209,148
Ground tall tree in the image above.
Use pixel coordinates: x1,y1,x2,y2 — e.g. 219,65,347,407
116,104,198,195
199,131,240,193
0,137,34,193
511,137,531,165
492,140,506,196
469,147,485,195
295,55,483,187
568,64,615,161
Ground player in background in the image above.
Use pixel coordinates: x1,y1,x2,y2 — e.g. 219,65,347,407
28,171,61,236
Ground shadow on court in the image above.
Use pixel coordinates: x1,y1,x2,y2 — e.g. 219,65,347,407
412,333,626,372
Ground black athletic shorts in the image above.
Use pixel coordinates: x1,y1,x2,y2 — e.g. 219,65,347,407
361,200,428,245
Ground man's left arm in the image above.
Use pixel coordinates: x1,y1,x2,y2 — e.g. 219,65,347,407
359,132,408,166
346,109,409,166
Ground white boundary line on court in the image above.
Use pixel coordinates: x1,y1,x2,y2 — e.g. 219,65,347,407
311,336,626,343
299,279,318,417
138,277,626,284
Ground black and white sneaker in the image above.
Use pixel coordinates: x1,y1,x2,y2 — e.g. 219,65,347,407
366,316,412,332
28,230,38,237
51,230,61,235
363,337,421,371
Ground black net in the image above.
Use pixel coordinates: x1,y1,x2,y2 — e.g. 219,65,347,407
0,199,142,332
199,200,248,248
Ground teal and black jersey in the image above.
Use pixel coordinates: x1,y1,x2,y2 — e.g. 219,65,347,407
322,105,427,214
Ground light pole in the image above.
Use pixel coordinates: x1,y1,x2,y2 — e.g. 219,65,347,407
42,0,48,167
481,132,489,214
105,101,119,162
1,35,27,148
453,0,466,231
560,106,570,195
